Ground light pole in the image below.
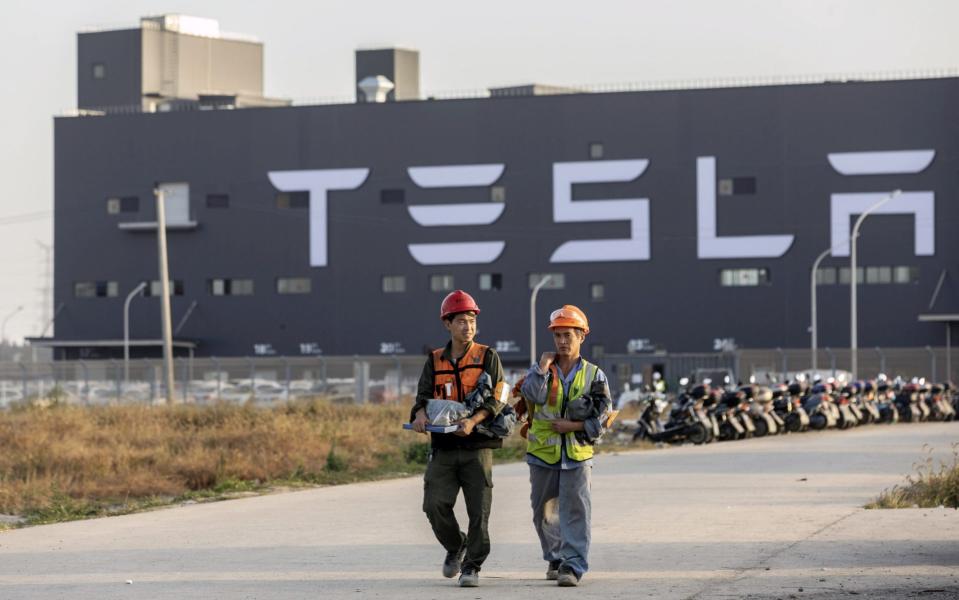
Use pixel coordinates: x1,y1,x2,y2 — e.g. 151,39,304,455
529,275,552,366
810,237,853,374
1,305,24,344
850,189,901,380
810,247,833,374
124,281,148,385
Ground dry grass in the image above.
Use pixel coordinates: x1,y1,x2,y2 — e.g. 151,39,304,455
866,443,959,509
0,399,440,525
0,398,617,527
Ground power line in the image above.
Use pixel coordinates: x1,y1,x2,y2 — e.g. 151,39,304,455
0,211,52,226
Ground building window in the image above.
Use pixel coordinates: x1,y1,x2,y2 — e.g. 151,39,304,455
382,275,406,293
146,280,184,296
719,268,770,287
838,267,864,285
718,177,757,196
816,267,837,285
208,278,254,296
479,273,502,291
430,274,454,292
106,196,139,214
380,189,405,204
588,142,604,160
74,280,118,298
92,63,106,79
865,266,893,285
276,277,311,294
894,266,920,284
529,273,565,290
206,194,229,208
276,191,309,209
590,282,605,301
490,185,506,203
592,344,605,358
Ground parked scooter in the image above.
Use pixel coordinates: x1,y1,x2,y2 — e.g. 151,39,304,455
835,386,861,429
777,383,810,433
875,381,900,423
714,389,747,441
895,383,924,422
631,393,672,441
926,384,956,421
804,385,838,430
854,381,882,424
743,386,782,437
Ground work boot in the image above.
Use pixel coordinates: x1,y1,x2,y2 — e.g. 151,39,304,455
557,566,580,587
458,567,479,587
546,560,561,580
442,544,466,578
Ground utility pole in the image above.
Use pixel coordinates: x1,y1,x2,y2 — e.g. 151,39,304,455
34,241,53,364
155,185,176,404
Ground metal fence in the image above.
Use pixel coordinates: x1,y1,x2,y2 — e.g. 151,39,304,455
599,346,952,394
0,346,950,408
0,356,428,408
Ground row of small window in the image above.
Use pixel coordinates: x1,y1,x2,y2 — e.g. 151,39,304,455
719,268,771,287
106,188,507,214
718,266,921,288
106,174,757,214
74,278,312,298
816,266,920,285
383,273,606,300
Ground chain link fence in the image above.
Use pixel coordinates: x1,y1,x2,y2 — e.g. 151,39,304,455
0,346,951,409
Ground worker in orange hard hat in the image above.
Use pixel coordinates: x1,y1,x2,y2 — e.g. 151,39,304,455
409,290,505,588
520,304,613,587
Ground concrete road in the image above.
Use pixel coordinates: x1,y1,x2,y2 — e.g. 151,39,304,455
1,423,957,599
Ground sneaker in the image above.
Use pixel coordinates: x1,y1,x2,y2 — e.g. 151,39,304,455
442,545,466,578
458,568,479,587
546,560,561,580
557,567,579,587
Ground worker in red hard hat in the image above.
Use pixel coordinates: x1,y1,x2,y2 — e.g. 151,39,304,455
410,290,505,588
520,304,612,587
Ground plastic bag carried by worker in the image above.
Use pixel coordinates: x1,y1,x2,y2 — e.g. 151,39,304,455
426,399,472,426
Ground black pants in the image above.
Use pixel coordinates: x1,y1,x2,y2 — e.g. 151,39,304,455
422,447,494,571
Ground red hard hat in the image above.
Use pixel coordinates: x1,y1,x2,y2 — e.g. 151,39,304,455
440,290,481,320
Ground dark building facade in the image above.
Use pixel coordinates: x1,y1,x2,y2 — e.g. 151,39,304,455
46,23,959,363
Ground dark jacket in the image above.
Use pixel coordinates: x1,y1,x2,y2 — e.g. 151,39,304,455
410,341,505,450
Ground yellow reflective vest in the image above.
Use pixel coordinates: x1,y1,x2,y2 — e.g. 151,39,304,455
526,360,599,464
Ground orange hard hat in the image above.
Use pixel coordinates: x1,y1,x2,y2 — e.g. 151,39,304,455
548,304,589,334
440,290,481,320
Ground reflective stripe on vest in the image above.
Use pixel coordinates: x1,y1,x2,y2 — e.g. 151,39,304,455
432,343,489,402
527,359,598,465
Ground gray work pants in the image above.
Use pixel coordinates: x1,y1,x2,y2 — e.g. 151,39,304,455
528,463,592,578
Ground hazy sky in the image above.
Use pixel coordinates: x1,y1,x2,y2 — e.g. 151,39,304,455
0,0,955,343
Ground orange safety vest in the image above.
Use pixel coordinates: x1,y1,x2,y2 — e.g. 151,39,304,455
432,343,489,401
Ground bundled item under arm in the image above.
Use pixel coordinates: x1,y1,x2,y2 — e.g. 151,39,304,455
521,362,613,444
520,364,551,406
464,372,516,439
567,378,613,444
